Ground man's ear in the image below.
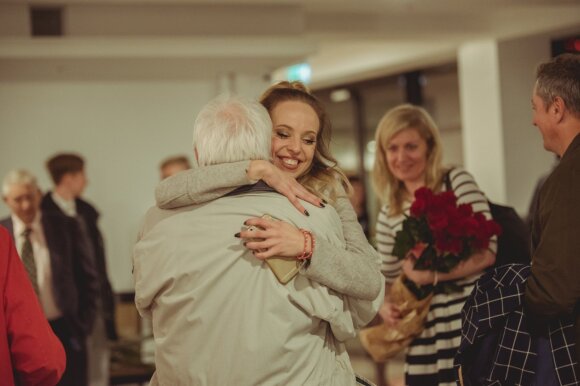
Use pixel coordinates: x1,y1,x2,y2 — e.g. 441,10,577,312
551,96,566,122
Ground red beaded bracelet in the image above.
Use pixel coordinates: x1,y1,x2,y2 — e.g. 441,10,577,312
296,229,315,260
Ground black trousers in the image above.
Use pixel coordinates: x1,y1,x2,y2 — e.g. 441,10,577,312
49,317,88,386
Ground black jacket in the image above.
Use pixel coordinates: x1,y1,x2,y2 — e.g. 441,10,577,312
41,193,118,340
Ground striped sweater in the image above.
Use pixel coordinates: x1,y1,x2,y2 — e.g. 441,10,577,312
376,166,496,386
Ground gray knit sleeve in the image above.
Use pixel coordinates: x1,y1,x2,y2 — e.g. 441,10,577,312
157,164,382,300
155,161,253,209
300,187,383,300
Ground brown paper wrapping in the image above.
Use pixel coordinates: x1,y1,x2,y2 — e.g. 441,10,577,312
359,274,433,362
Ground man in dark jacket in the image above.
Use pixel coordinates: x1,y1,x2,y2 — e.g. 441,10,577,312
42,153,118,386
525,53,580,373
1,169,98,386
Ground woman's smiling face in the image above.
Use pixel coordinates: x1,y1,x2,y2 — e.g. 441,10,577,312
270,100,320,178
385,128,429,186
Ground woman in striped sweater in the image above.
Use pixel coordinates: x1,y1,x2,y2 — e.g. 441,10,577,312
372,104,496,386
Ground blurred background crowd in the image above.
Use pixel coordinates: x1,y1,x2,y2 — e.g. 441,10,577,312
1,1,579,385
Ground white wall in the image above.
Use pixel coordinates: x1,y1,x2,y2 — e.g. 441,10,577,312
0,76,268,292
440,130,464,167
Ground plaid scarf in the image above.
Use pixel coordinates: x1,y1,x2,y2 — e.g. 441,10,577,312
455,264,578,386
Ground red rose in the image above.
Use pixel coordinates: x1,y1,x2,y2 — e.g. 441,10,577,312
462,217,480,237
435,236,462,255
394,187,501,282
410,197,427,217
439,191,458,209
428,210,449,231
447,216,466,237
411,187,433,217
457,203,474,217
448,238,463,255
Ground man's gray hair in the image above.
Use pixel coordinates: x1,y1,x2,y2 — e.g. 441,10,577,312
2,169,39,197
535,53,580,118
193,95,272,167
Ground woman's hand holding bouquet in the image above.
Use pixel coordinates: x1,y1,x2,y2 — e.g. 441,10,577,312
393,187,501,298
360,187,500,361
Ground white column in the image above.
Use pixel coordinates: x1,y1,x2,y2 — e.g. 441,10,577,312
458,40,506,202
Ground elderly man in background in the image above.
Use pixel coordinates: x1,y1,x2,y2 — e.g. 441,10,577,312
158,154,191,179
1,169,98,386
133,95,383,385
0,224,66,386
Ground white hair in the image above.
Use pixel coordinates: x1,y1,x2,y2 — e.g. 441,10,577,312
2,169,39,197
192,95,272,167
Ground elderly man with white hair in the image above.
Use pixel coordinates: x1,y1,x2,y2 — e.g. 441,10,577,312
1,169,98,386
133,95,383,386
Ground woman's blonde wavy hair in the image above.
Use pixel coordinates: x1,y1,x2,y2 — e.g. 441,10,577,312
260,81,351,203
372,104,444,216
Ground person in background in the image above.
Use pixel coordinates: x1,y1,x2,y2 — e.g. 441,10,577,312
347,174,370,239
525,53,580,373
372,104,496,386
159,155,191,180
1,169,98,386
134,95,383,385
154,81,382,302
0,225,66,386
42,153,117,386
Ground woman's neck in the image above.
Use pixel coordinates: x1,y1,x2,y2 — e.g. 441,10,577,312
403,178,426,198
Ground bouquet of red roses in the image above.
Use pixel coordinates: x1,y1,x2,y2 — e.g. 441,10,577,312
360,187,500,362
392,187,501,299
